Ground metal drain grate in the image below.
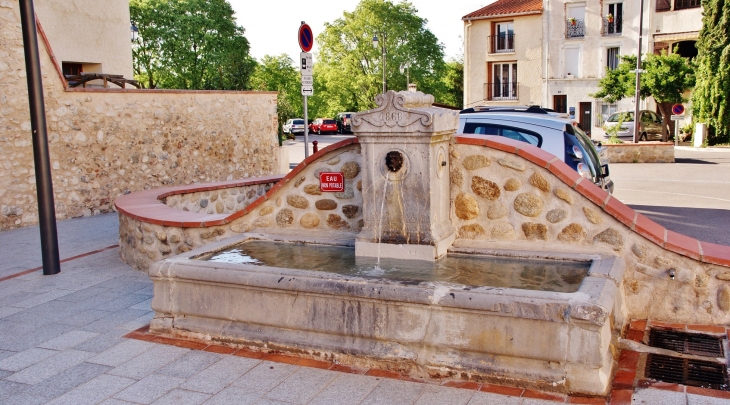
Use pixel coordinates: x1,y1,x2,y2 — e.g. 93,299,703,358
649,328,725,357
647,354,729,390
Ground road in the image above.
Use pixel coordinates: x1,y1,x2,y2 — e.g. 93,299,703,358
285,136,730,246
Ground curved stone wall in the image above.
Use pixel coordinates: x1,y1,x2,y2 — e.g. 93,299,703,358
116,135,730,325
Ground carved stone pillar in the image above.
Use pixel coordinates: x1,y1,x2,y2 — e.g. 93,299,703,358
352,91,459,261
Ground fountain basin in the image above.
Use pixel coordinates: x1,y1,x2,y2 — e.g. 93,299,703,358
148,233,626,395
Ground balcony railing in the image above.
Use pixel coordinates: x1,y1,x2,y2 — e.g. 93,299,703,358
602,16,623,35
485,82,519,101
489,34,515,53
675,0,701,10
565,19,585,38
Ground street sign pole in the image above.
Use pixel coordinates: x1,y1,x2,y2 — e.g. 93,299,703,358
299,22,314,158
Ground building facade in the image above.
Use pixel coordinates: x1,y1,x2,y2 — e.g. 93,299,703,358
463,0,702,137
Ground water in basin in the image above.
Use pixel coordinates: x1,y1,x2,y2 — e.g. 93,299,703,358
201,241,590,293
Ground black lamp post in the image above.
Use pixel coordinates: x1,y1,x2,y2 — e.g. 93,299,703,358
130,24,139,42
18,0,61,275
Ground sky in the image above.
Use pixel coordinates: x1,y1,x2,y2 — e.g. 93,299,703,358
229,0,493,62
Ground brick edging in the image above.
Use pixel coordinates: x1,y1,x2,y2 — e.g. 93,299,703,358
455,135,730,268
114,138,359,228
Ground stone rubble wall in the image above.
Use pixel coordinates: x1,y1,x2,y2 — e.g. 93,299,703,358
604,143,675,163
164,184,274,215
450,143,729,325
0,2,279,230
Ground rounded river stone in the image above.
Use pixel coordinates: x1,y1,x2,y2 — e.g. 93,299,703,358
498,158,525,171
287,195,309,209
463,155,491,170
557,223,586,243
342,205,359,219
594,228,624,250
259,206,274,216
583,207,603,224
554,187,574,204
327,214,350,230
315,199,338,210
718,285,730,312
459,224,485,239
472,176,501,200
487,202,508,220
504,178,522,191
334,185,354,199
514,193,543,217
304,185,322,195
341,161,361,179
529,172,550,192
455,193,479,220
522,222,548,240
276,209,294,227
450,167,464,188
546,208,567,223
300,213,320,229
491,223,516,240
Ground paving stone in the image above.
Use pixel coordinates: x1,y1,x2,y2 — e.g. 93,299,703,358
2,392,48,405
72,330,126,352
414,385,475,405
687,393,730,405
632,388,687,405
360,379,426,405
108,344,188,380
9,289,76,309
255,399,296,405
37,330,99,350
308,373,381,405
231,360,298,392
102,294,153,312
182,356,261,394
264,367,339,404
0,380,31,402
0,291,37,307
202,386,262,405
156,350,223,379
46,374,136,405
54,286,110,303
58,309,113,327
81,308,151,333
0,349,16,361
23,362,111,399
0,369,11,378
466,391,522,405
118,311,154,331
87,339,156,366
0,306,24,319
130,298,152,311
0,322,76,351
98,399,138,405
149,389,211,405
113,374,185,404
6,349,94,385
0,347,58,372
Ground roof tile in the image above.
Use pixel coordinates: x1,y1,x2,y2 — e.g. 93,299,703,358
463,0,543,20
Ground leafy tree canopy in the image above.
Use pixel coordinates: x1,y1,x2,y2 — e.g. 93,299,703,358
130,0,255,90
311,0,447,117
692,0,730,144
592,52,694,141
250,55,302,123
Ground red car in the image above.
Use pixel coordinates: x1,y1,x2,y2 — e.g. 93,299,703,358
309,118,338,134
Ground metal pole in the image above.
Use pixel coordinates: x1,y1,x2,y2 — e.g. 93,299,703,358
303,95,309,158
633,0,645,144
18,0,61,275
382,33,386,94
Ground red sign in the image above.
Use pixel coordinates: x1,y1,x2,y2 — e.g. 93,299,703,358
672,103,685,115
298,24,313,52
319,172,344,192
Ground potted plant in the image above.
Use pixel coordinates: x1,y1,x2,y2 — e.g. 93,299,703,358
607,13,614,23
569,17,577,25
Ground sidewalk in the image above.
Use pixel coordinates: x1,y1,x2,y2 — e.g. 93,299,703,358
0,213,724,404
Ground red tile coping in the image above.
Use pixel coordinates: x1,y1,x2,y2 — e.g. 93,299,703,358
115,138,359,228
454,135,730,268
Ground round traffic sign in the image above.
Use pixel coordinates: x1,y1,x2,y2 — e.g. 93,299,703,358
298,24,314,52
672,103,685,115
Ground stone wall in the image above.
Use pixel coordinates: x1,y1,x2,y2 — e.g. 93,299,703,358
164,184,274,215
0,2,279,230
604,142,675,163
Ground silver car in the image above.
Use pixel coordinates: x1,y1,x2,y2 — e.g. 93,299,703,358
603,110,663,142
283,118,306,135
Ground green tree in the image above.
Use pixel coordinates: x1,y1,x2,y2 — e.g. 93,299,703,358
130,0,256,90
592,52,694,141
692,0,730,144
250,55,302,123
313,0,447,116
440,58,464,108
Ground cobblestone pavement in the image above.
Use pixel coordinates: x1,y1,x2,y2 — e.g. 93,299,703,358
0,215,724,404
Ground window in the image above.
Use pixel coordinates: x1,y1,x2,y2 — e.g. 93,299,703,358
607,47,620,70
488,62,518,100
566,3,586,38
462,123,542,147
564,47,580,77
595,100,618,127
675,0,701,10
62,63,82,76
604,2,623,35
656,0,671,11
492,22,514,53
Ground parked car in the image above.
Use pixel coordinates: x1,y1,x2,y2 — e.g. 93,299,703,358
603,110,663,142
459,106,613,193
283,118,306,135
309,118,338,135
335,112,355,134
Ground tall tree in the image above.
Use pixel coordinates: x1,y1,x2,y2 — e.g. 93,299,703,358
592,52,694,141
692,0,730,144
313,0,446,116
250,55,302,123
130,0,255,90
